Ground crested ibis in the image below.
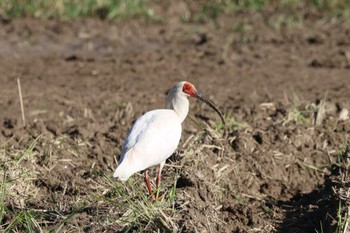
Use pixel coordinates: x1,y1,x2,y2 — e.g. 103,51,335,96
113,81,225,197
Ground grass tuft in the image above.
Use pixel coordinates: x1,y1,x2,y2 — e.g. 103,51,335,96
190,0,350,25
0,135,180,232
333,144,350,233
99,173,177,231
0,172,7,226
1,0,350,22
0,0,154,20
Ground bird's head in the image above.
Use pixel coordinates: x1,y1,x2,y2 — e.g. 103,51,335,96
176,81,225,124
182,81,197,97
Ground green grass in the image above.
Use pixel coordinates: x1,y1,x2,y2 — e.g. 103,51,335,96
294,144,350,233
191,0,350,25
3,208,44,232
197,0,350,17
0,172,7,229
1,0,350,22
276,92,316,125
100,173,178,231
0,0,154,20
283,105,313,125
0,136,179,232
333,144,350,233
0,138,41,232
221,111,249,130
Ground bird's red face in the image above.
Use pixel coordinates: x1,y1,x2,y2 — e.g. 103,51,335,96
182,82,197,97
181,81,225,125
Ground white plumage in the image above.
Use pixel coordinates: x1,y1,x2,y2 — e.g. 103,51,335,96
113,81,225,196
113,109,182,181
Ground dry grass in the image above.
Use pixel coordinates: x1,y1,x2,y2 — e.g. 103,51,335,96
334,144,350,233
0,135,180,232
1,95,349,232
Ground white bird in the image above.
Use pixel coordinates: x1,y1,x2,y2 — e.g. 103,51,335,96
113,81,225,197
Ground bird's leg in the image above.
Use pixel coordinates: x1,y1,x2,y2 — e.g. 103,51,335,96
155,161,165,200
156,168,161,190
144,170,153,196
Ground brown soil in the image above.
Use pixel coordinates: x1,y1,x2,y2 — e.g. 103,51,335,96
1,9,350,233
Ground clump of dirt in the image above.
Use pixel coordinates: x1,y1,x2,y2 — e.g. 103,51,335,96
1,10,350,232
175,100,350,232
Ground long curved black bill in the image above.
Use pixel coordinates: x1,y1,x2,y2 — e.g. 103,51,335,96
196,91,225,125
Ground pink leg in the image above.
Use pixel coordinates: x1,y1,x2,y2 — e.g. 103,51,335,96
155,161,165,200
144,170,153,195
156,170,161,190
156,161,165,190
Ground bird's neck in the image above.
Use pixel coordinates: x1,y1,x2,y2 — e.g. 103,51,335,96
166,94,189,123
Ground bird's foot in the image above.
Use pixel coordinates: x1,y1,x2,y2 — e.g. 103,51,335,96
156,193,164,201
148,193,164,202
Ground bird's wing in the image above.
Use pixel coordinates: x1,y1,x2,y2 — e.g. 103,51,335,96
119,111,154,163
119,110,181,168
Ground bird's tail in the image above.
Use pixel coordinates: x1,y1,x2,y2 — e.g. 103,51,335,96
113,149,144,181
113,162,132,181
